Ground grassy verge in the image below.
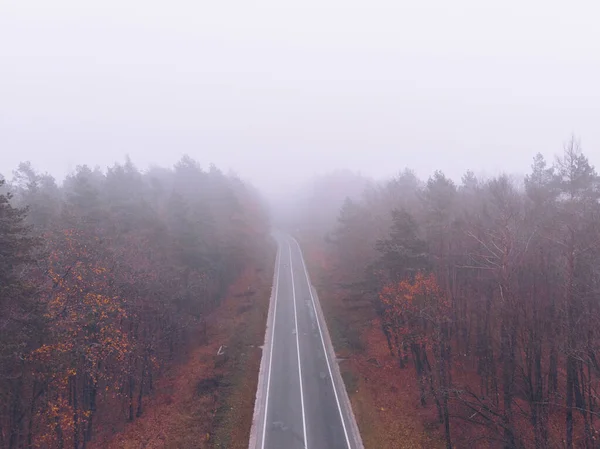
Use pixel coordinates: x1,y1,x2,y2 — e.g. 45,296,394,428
208,250,275,449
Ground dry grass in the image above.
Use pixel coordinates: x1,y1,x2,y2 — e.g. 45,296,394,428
208,261,275,449
348,325,444,449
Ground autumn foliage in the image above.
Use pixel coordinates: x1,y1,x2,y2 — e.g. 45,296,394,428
311,137,600,448
380,273,453,447
0,157,269,449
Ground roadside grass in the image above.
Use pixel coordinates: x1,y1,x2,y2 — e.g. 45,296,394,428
208,252,275,449
323,305,364,357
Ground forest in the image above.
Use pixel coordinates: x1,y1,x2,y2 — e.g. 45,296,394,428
0,157,269,449
3,138,600,449
298,138,600,448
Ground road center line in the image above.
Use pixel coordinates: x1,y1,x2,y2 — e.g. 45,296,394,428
260,245,281,449
289,241,308,449
292,238,352,449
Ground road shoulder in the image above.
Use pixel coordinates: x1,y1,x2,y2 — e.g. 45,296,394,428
247,245,280,449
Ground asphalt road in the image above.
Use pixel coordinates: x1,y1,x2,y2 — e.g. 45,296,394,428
249,235,364,449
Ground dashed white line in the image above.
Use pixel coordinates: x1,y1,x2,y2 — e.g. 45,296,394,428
289,241,308,449
260,245,281,449
292,237,352,449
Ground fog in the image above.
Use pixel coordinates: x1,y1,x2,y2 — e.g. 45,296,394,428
5,3,600,448
2,0,600,198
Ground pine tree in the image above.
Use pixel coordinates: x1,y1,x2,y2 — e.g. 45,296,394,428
0,179,41,449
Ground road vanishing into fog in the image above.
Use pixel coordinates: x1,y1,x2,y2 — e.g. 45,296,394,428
249,235,364,449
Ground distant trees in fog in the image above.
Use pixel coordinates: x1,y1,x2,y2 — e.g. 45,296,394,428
0,157,269,449
324,137,600,448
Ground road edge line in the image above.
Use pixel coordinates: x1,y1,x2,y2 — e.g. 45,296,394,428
289,240,309,448
248,242,280,449
292,237,365,449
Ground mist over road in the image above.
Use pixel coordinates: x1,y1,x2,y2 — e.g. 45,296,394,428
249,235,363,449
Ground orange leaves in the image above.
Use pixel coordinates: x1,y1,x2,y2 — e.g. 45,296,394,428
380,272,445,317
2,158,272,449
34,226,135,432
379,272,449,350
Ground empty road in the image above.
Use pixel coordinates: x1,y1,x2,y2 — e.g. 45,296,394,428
249,234,363,449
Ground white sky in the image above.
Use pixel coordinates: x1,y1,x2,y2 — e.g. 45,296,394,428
1,0,599,193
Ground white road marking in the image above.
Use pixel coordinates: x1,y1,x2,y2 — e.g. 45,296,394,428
260,245,281,449
289,241,309,449
292,238,352,449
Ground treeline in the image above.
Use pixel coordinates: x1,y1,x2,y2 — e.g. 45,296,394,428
0,156,269,449
324,138,600,448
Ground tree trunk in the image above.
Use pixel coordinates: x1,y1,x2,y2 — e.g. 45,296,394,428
72,375,79,449
501,321,516,449
27,380,40,449
128,375,135,422
84,375,97,443
440,332,452,449
55,416,64,449
8,377,23,449
411,344,427,406
566,356,574,449
565,234,575,449
136,355,147,418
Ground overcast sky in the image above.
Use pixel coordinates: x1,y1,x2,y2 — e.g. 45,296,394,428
1,0,599,194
